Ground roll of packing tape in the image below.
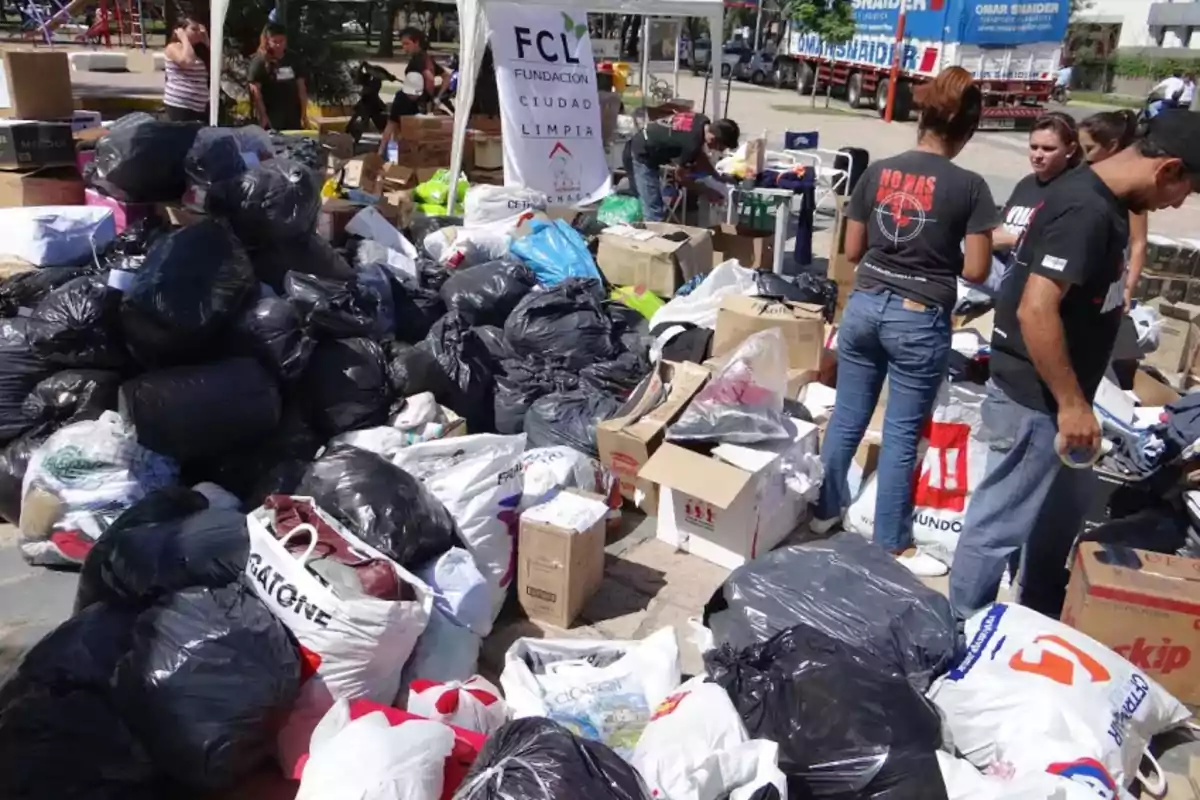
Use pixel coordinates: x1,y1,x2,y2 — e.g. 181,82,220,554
1054,433,1111,469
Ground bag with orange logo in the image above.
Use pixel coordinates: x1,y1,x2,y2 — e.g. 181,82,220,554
928,603,1191,795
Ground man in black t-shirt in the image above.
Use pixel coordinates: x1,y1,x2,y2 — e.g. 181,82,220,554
621,112,740,221
950,110,1200,621
248,23,307,131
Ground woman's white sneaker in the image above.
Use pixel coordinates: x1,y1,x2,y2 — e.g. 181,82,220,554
809,514,842,535
896,549,949,578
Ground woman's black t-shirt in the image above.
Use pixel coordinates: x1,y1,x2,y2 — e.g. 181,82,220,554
847,150,998,309
390,52,443,119
998,171,1071,248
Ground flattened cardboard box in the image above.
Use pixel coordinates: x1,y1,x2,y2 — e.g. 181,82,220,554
1061,543,1200,707
0,121,74,171
517,490,607,628
712,296,826,372
596,223,713,297
0,51,73,121
596,361,709,510
0,166,84,208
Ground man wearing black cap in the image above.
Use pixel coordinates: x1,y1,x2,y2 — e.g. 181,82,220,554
950,110,1200,621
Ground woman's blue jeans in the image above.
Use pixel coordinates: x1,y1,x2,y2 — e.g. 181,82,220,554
816,289,952,551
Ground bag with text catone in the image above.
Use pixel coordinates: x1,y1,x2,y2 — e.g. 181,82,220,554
845,381,987,565
244,500,433,777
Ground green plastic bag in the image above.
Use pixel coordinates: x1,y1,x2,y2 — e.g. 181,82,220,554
609,285,665,319
597,194,643,226
414,168,469,206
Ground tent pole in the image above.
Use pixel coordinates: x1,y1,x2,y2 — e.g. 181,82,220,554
672,18,681,98
640,15,650,111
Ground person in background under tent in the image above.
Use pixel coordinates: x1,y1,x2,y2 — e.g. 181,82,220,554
1148,71,1186,117
377,27,446,157
812,66,997,578
162,15,210,123
248,22,308,131
949,110,1200,621
621,111,740,222
1079,109,1146,308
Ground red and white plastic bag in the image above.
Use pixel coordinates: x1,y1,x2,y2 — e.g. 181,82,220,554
245,501,433,776
928,603,1190,794
407,675,508,736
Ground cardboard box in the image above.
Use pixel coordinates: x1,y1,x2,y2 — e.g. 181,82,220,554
1062,543,1200,706
470,133,503,171
711,223,775,270
1146,298,1200,375
157,202,205,228
470,114,502,135
342,153,384,195
311,115,352,135
517,490,608,627
467,167,504,186
712,296,826,371
0,166,84,207
399,115,454,140
596,361,710,510
0,121,74,171
596,223,713,297
0,51,73,121
382,163,441,191
320,131,355,163
639,417,819,569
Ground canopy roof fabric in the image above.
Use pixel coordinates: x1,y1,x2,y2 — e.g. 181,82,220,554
447,0,724,212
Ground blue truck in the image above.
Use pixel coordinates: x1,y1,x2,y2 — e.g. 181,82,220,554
772,0,1072,127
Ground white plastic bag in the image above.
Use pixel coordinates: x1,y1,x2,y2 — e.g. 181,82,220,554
0,206,116,267
19,411,178,566
402,607,483,686
415,547,492,635
928,603,1190,793
845,381,987,564
519,446,614,511
245,503,433,776
391,434,526,622
938,747,1137,799
500,626,681,759
648,259,758,332
632,677,786,800
298,700,454,800
407,676,507,736
463,185,547,227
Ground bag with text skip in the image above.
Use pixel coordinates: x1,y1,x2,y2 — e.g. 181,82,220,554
244,498,433,778
845,380,987,566
927,603,1191,794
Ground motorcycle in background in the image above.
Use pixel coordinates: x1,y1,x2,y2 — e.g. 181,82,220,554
345,61,398,143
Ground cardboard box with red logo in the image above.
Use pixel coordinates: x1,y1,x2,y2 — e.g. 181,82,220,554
1062,543,1200,707
596,360,709,511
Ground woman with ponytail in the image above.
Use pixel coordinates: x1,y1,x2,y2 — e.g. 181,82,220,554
813,66,998,577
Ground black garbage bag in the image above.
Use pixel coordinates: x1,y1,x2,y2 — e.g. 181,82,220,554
703,534,958,693
0,319,54,445
75,487,250,613
250,233,355,293
285,265,393,340
474,325,516,364
424,313,497,432
581,351,651,396
119,357,282,463
754,272,839,323
0,604,159,800
101,217,166,273
386,340,456,399
27,276,126,369
706,624,947,800
112,583,302,791
184,406,321,510
524,389,624,457
607,301,650,358
88,117,201,202
298,337,392,436
408,216,463,258
420,259,452,291
505,279,616,368
211,158,321,246
297,443,462,568
0,370,122,523
440,259,537,326
270,132,322,171
455,717,650,800
231,296,314,380
0,265,93,317
493,356,578,436
392,278,446,343
121,219,257,367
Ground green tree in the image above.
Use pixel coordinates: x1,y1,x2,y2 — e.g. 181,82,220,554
783,0,855,106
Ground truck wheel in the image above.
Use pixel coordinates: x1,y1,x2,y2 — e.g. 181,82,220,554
847,73,865,108
876,79,914,120
796,62,815,96
721,63,732,79
751,69,766,85
773,62,795,88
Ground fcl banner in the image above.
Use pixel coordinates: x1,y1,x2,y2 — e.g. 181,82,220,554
486,3,612,205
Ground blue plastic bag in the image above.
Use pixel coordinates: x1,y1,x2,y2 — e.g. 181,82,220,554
510,219,601,286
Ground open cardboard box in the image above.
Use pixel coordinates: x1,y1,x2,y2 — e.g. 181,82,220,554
639,417,820,570
595,223,714,297
712,296,826,372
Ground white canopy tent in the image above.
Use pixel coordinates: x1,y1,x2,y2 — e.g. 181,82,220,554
448,0,724,212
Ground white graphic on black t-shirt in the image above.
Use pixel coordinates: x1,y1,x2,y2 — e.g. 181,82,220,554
872,168,937,245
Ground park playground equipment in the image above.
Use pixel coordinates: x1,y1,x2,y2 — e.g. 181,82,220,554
29,0,152,49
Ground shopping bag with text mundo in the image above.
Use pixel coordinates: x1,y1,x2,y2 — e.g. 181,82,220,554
845,380,987,565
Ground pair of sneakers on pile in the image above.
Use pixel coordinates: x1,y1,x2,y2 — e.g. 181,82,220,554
808,513,948,578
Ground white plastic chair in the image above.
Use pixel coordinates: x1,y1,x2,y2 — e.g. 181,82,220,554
779,130,854,213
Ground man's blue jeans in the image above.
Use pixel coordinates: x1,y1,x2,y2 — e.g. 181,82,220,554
817,289,951,551
622,143,666,223
949,382,1091,620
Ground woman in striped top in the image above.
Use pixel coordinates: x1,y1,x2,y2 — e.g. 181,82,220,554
163,17,210,123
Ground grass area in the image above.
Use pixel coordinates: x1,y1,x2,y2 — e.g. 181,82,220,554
770,103,859,116
1069,90,1142,109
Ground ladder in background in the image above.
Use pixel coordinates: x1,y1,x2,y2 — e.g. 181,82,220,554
126,0,145,50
